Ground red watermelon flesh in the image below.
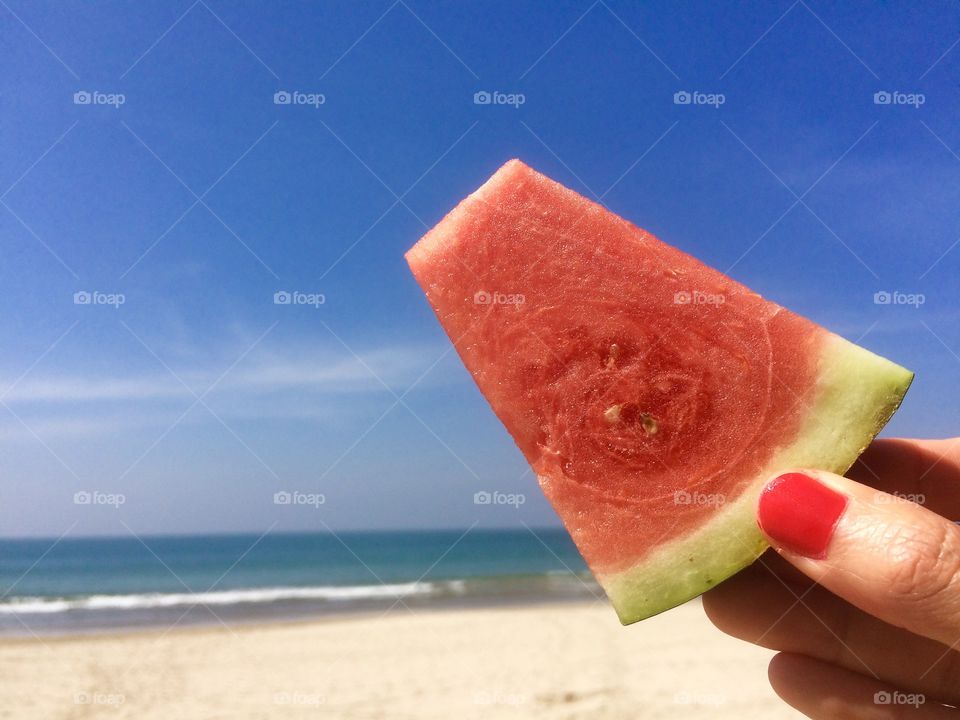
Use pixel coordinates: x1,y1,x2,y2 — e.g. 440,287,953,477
405,160,912,623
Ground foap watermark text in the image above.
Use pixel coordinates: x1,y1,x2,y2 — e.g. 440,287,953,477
74,491,126,508
473,90,525,108
274,90,325,108
274,691,326,706
876,491,926,506
874,290,924,308
274,290,325,308
474,491,525,508
874,690,925,707
74,90,125,108
474,290,524,306
674,90,725,108
74,290,125,308
874,90,924,108
74,692,125,706
674,490,725,507
274,491,325,508
674,290,724,305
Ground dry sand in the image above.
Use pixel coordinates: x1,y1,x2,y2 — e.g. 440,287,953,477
0,599,802,719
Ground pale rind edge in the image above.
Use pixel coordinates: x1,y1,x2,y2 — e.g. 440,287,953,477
589,334,914,625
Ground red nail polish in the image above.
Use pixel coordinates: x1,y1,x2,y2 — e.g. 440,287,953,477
757,472,848,559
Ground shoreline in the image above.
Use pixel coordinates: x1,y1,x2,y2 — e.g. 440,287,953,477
0,569,602,639
0,598,603,645
0,592,603,641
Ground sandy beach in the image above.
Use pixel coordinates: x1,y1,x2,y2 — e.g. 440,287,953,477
0,599,801,719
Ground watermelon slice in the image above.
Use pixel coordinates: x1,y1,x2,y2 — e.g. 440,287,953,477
405,160,912,624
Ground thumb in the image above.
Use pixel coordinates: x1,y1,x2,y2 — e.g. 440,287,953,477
757,469,960,647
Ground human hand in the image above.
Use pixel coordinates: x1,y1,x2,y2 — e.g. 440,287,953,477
704,438,960,718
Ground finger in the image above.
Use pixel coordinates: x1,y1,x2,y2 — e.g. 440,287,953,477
768,652,957,720
757,469,960,648
850,438,960,518
704,561,960,705
753,546,820,588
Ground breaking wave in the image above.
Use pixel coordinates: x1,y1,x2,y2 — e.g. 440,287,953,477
0,580,468,615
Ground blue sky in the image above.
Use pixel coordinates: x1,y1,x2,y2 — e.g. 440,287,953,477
1,1,958,537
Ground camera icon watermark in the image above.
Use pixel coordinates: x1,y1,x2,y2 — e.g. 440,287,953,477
73,90,125,108
473,90,525,108
873,90,924,108
273,290,325,308
873,290,925,308
673,90,725,108
73,290,125,308
273,90,325,108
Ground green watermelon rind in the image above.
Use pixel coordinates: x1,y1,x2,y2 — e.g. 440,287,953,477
596,333,913,625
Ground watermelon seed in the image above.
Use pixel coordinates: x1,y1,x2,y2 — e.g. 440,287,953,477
640,413,659,436
605,343,620,368
604,404,660,435
603,404,623,424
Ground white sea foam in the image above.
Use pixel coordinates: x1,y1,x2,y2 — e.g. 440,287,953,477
0,581,451,615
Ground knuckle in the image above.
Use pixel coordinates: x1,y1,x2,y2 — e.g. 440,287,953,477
882,517,960,605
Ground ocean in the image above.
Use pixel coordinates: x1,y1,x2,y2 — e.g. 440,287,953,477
0,529,599,636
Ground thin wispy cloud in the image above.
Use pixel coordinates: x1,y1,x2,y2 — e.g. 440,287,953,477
0,341,456,441
1,343,449,405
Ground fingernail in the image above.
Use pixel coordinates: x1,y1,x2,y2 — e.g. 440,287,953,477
758,472,848,559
